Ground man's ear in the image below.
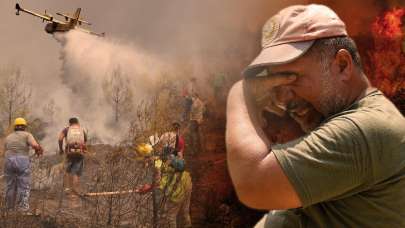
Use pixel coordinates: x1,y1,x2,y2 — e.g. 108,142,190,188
332,49,353,81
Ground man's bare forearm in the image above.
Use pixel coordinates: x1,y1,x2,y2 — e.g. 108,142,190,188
226,76,303,209
58,140,64,153
226,80,271,190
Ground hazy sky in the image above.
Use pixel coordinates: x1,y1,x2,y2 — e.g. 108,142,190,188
0,0,308,111
0,0,389,82
0,0,308,78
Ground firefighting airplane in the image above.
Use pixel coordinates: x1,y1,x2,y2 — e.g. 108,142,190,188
15,3,105,37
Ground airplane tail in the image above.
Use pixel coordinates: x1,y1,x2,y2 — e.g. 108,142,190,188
69,8,81,27
15,3,21,15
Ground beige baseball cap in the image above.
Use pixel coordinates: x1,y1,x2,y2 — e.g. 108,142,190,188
243,4,348,77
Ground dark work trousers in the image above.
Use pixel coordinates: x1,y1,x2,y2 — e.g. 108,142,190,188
4,155,31,211
189,120,202,154
183,97,193,122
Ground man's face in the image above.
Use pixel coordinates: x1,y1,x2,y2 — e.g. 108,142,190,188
265,52,342,118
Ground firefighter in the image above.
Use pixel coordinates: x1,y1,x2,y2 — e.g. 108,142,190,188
58,117,87,195
160,122,186,159
137,156,192,228
189,92,205,154
4,117,43,212
159,157,192,228
182,77,198,122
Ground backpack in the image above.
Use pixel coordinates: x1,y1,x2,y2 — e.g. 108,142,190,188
67,126,85,145
66,126,86,157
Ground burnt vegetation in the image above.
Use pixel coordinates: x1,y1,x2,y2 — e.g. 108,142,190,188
0,76,239,227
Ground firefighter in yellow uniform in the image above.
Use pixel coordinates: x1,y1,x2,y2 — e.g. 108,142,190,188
158,157,192,228
136,143,192,228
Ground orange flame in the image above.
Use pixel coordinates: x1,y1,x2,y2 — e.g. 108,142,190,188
372,8,405,38
368,8,405,99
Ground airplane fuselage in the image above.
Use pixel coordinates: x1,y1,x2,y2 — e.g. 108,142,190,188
45,22,73,34
15,3,103,37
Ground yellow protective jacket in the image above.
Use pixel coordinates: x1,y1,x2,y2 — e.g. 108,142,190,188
159,169,192,203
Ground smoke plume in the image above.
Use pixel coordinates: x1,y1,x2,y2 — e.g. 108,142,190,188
38,30,171,153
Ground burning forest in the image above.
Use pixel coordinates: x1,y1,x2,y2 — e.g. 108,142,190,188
367,7,405,111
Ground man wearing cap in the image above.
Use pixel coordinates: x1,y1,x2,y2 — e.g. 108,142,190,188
4,118,43,213
226,4,405,228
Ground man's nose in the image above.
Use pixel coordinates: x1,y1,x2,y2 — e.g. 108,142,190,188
271,85,296,107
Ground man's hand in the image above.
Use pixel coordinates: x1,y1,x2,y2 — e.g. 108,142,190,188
245,75,297,110
289,106,324,133
243,75,297,127
135,184,152,194
34,145,44,157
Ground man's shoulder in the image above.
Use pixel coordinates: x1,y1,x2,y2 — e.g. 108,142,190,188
6,131,33,141
24,131,34,137
321,94,405,158
61,126,69,134
328,92,404,133
355,106,402,133
5,132,15,141
15,131,33,137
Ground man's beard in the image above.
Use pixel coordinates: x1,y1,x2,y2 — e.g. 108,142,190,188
319,66,346,117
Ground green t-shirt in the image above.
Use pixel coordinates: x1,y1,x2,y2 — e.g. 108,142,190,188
265,90,405,228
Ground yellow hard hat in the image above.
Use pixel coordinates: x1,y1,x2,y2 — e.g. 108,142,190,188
14,117,27,126
136,143,153,157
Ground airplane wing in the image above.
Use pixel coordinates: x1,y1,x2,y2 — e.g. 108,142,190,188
56,12,92,25
76,27,105,37
15,3,65,24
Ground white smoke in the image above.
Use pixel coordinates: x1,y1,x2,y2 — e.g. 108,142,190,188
37,30,170,154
